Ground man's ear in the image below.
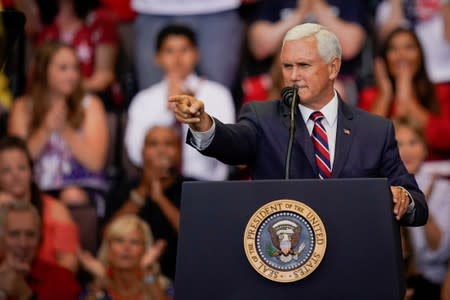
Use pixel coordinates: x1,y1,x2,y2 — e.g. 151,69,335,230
328,57,341,80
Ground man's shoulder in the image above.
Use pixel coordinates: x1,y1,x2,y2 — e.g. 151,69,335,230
345,102,391,127
200,79,233,100
201,79,229,91
129,81,166,110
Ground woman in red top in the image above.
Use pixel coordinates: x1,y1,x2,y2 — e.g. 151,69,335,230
359,27,450,160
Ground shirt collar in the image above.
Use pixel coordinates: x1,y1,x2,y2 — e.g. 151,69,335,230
299,90,339,127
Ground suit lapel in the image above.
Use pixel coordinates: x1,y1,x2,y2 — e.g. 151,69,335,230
332,99,355,178
281,102,318,176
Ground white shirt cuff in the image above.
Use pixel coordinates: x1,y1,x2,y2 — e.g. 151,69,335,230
189,119,216,150
399,186,416,213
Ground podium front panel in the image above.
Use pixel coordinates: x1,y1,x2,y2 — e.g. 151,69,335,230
174,178,404,300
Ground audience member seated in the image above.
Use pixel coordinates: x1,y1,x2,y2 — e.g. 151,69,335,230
8,41,109,214
375,0,450,85
35,0,122,110
0,136,80,273
359,28,450,160
247,0,367,104
0,201,80,300
110,126,193,281
78,214,169,300
394,117,450,300
125,24,235,181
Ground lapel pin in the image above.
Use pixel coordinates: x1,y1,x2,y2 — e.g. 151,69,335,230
343,128,351,135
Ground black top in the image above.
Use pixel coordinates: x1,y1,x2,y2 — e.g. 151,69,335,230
105,175,195,280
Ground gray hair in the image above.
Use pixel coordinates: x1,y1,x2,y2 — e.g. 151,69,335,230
0,201,41,238
282,23,342,63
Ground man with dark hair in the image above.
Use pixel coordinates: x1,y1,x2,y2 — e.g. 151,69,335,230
155,25,198,52
125,24,235,181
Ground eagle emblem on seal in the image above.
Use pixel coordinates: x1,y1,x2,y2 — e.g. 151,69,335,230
267,220,306,263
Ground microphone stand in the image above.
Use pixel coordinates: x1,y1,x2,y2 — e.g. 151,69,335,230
284,86,298,179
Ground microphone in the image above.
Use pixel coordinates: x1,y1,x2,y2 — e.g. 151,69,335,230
280,85,299,108
281,85,299,179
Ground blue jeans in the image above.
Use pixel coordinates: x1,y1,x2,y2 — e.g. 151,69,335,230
134,9,242,90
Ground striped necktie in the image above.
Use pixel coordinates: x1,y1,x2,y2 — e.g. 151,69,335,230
309,111,332,179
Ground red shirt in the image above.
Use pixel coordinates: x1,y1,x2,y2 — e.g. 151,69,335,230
100,0,136,22
358,83,450,160
26,259,80,300
241,74,273,104
36,8,118,78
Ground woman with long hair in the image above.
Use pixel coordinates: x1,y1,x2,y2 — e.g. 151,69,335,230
359,27,450,160
8,41,109,208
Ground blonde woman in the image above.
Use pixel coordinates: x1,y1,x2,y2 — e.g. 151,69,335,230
78,214,169,300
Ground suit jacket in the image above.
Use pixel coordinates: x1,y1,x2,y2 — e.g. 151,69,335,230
188,97,428,226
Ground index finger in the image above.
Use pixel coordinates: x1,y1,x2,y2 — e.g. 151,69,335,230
168,95,192,105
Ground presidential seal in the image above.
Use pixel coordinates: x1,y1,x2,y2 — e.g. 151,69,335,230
243,199,327,283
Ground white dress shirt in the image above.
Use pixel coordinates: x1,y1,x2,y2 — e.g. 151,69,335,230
125,74,235,181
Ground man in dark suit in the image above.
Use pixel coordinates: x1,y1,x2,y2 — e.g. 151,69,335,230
169,23,427,226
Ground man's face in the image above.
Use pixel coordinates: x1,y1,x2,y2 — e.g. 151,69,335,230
142,127,181,178
2,210,40,265
280,36,340,110
155,35,199,80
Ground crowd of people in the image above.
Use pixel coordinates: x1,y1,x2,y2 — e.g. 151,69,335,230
0,0,449,299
